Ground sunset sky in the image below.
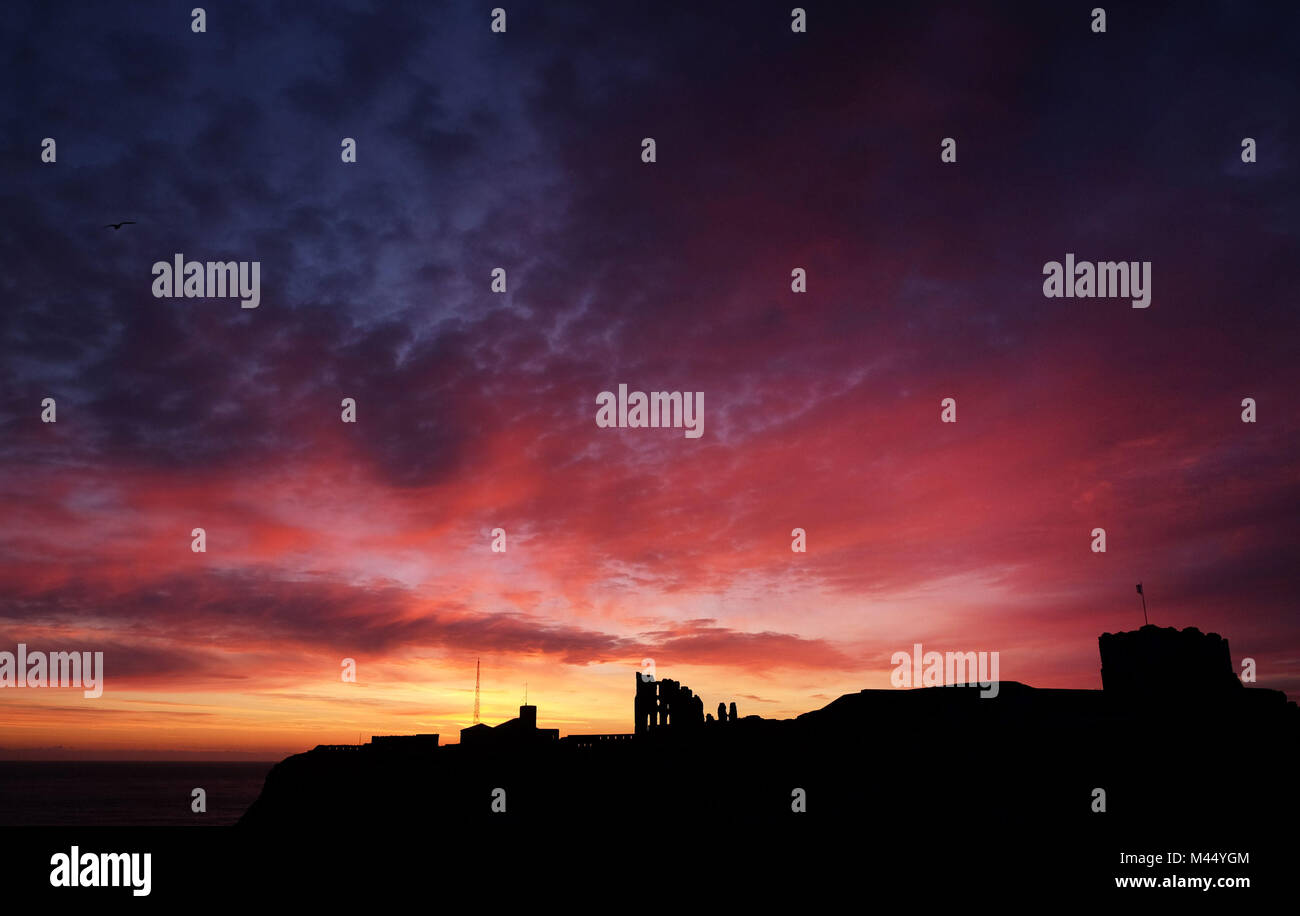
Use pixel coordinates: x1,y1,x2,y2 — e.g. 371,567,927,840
3,1,1297,759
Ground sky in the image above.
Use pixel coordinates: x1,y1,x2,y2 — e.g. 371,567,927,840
2,0,1297,759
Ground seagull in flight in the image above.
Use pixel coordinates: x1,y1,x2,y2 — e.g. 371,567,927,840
104,220,136,230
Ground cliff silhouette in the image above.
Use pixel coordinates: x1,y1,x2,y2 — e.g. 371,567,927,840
239,624,1298,852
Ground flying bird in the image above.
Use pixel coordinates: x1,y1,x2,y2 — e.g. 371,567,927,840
104,220,136,230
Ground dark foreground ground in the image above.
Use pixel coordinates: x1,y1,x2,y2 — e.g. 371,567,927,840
2,682,1293,902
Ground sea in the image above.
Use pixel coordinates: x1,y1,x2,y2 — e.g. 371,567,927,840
0,761,273,826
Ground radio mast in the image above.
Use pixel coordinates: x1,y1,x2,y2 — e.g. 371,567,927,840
473,657,481,725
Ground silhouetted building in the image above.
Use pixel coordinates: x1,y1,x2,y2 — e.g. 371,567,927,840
729,701,738,722
459,722,493,744
460,704,559,747
635,674,705,734
1099,624,1242,698
717,701,727,723
370,734,440,752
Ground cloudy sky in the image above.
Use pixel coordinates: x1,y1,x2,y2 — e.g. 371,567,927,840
2,0,1297,758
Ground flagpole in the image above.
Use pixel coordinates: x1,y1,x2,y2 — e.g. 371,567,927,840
1137,582,1148,626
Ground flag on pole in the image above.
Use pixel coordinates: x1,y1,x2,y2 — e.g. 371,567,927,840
1136,583,1142,595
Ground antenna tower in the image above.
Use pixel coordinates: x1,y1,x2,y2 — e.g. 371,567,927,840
473,657,481,725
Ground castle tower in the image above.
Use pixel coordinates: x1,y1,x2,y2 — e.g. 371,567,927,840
1099,624,1242,699
635,672,657,735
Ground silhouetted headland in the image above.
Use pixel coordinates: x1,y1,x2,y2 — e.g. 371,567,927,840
240,624,1298,841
